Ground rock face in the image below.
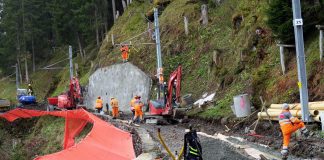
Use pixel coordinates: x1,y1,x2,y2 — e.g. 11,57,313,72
85,63,152,113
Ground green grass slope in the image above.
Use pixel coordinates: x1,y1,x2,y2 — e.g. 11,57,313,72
97,0,323,119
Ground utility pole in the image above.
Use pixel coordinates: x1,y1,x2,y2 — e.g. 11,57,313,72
292,0,310,122
69,46,73,80
112,0,116,22
15,63,19,89
25,56,29,83
154,8,164,99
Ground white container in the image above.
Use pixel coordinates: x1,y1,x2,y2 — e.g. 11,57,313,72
233,94,251,118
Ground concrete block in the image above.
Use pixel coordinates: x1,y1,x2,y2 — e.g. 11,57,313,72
85,63,152,113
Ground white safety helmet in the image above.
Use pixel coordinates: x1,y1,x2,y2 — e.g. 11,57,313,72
282,103,289,110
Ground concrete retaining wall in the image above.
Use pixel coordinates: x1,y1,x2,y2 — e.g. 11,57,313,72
85,63,152,113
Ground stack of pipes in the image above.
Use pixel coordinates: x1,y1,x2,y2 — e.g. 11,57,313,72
258,101,324,122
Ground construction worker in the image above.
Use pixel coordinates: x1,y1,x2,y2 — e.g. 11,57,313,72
133,96,144,123
130,96,138,116
279,103,309,158
184,126,203,160
95,96,103,113
27,84,34,96
120,45,129,63
110,97,119,119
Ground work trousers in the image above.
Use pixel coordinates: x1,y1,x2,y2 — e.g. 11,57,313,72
96,108,102,113
281,122,305,147
112,107,119,118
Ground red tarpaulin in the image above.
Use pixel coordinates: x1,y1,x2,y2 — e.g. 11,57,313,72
0,108,136,160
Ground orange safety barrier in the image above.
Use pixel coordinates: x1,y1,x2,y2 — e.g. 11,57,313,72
0,108,135,160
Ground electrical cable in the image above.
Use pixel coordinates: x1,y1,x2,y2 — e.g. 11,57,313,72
0,72,16,82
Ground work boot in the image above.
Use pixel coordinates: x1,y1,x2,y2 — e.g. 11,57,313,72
281,147,289,160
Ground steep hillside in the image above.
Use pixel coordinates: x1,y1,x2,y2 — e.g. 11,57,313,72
0,0,322,120
96,0,323,119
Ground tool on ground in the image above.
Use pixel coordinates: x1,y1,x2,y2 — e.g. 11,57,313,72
248,96,272,135
225,125,231,132
157,128,184,160
233,110,258,128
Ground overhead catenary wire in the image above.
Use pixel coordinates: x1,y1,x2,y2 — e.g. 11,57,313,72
40,57,69,70
119,30,150,45
0,72,16,82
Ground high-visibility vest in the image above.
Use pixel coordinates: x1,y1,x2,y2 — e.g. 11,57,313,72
130,98,136,111
134,100,143,111
278,110,300,126
110,99,119,108
95,99,103,109
184,131,202,159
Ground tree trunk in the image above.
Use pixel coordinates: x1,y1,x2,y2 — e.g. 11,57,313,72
112,0,116,22
17,58,22,84
101,26,105,42
127,0,130,5
32,36,35,72
16,32,22,84
116,10,120,20
280,46,286,75
95,4,100,47
24,56,29,83
122,0,127,11
104,22,108,34
320,30,323,62
77,32,84,60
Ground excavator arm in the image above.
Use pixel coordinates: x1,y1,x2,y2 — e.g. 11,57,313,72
164,66,182,115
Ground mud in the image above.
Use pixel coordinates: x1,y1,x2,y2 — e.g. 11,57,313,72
199,135,250,160
141,123,251,160
186,116,324,159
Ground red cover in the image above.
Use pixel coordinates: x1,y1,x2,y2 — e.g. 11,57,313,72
0,108,136,160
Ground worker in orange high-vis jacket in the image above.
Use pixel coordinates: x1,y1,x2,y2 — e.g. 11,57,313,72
133,96,144,123
110,97,119,119
130,96,138,116
95,96,103,113
120,45,129,63
279,103,309,159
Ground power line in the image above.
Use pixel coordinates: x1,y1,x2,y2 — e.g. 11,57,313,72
0,72,15,82
40,57,69,70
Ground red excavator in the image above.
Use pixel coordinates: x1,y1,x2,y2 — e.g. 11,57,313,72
146,66,184,123
47,77,84,111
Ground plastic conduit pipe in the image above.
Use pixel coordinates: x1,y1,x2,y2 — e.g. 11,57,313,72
157,128,190,160
157,128,176,160
177,146,184,160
